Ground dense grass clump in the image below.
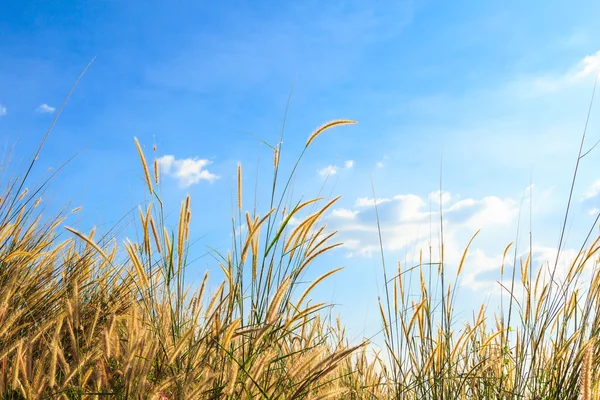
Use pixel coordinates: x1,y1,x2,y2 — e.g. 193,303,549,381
1,109,600,399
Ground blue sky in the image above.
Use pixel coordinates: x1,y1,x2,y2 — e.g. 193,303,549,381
2,0,600,345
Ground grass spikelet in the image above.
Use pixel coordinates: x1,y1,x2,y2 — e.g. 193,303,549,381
153,158,159,185
223,319,241,350
500,242,513,275
134,137,153,195
266,276,292,324
48,317,64,388
284,196,340,256
287,349,323,381
251,227,259,282
378,298,389,339
164,226,172,255
17,188,29,201
296,267,343,308
274,145,280,169
149,216,162,253
64,226,111,263
305,120,357,148
297,243,343,278
237,162,242,211
457,229,480,276
581,340,595,400
124,240,150,290
225,357,240,396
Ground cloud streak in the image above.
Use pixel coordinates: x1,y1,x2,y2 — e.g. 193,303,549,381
36,104,56,113
510,50,600,96
330,208,359,220
582,180,600,201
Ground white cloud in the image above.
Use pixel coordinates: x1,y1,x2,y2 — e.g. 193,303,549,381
355,197,392,207
513,50,600,96
530,245,583,283
463,196,519,231
288,216,301,226
448,198,477,211
376,161,384,168
319,161,354,176
428,190,452,205
572,50,600,80
324,188,544,294
330,208,359,220
36,104,55,113
392,194,428,222
582,180,600,201
0,105,6,116
157,155,219,187
589,208,599,216
318,165,337,177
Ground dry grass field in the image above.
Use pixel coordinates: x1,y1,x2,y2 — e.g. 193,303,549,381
1,112,600,399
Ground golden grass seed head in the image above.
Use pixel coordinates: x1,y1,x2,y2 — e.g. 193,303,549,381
306,120,357,148
17,188,29,201
134,137,153,195
154,159,159,185
274,145,280,169
580,340,595,400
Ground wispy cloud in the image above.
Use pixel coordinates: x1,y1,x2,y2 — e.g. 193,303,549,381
318,165,337,177
448,199,477,211
0,105,6,116
355,197,392,207
511,50,600,96
344,160,354,169
36,104,56,113
559,31,589,49
375,155,389,168
462,196,519,231
330,208,359,220
572,51,600,80
582,180,600,201
157,155,218,187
